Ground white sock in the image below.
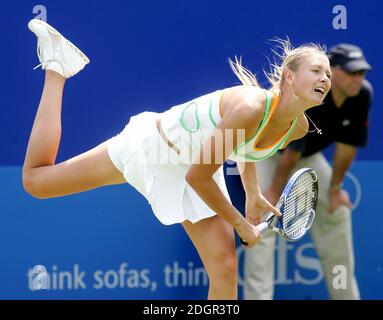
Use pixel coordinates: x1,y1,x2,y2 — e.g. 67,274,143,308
45,61,65,78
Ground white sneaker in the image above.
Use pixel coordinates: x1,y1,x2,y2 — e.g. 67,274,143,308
28,19,90,78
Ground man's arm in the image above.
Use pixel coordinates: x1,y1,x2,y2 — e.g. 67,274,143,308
327,142,356,213
331,142,357,189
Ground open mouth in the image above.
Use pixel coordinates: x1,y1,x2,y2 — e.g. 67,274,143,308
314,87,326,96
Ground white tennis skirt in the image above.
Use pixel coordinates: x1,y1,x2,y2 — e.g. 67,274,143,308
106,111,232,225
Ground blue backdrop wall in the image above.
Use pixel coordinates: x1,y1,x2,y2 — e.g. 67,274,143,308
1,0,382,299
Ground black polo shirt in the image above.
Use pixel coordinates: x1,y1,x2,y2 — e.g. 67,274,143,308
287,79,373,157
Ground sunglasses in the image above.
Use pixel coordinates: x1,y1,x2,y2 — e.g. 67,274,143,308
345,70,367,76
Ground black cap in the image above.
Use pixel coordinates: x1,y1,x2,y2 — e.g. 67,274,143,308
328,43,372,72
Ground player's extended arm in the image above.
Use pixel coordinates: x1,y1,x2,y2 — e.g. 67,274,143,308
236,161,261,199
185,101,254,226
185,87,279,247
236,161,281,226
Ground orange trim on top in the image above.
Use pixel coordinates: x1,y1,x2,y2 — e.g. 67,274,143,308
219,89,227,119
253,90,285,150
254,125,290,150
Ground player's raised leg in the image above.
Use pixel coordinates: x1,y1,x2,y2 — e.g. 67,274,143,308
23,19,125,199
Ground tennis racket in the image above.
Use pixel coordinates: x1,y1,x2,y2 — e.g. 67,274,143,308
241,167,318,245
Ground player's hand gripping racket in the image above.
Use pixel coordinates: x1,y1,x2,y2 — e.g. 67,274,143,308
241,168,318,245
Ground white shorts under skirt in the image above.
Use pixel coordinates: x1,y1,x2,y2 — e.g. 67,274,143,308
106,111,232,225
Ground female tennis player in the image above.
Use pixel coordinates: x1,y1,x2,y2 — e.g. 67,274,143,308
23,19,331,299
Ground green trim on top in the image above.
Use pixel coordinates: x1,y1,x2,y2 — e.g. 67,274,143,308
277,115,298,149
235,115,299,161
180,101,200,133
208,99,217,127
233,89,272,156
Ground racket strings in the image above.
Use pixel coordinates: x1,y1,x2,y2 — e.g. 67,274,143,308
284,180,315,236
283,173,317,239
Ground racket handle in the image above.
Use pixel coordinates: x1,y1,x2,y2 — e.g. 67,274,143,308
256,222,269,236
240,222,269,246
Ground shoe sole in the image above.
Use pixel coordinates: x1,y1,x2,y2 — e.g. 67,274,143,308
28,19,90,65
